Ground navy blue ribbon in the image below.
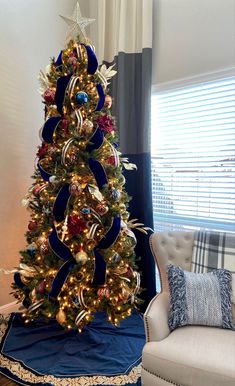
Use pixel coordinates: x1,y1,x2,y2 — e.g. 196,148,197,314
42,116,62,144
86,127,104,153
83,45,98,74
53,184,71,222
48,226,76,299
92,249,106,286
37,161,52,182
95,84,105,111
97,216,121,249
49,225,74,261
54,74,72,115
55,50,63,69
49,260,75,299
88,158,108,190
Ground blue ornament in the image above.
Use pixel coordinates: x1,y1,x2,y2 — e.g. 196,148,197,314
75,91,88,105
73,296,80,307
27,243,37,256
81,207,90,215
111,189,121,201
112,253,121,263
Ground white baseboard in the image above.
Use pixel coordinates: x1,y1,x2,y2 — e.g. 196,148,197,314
0,301,19,314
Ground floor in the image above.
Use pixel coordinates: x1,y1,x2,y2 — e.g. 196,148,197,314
0,375,18,386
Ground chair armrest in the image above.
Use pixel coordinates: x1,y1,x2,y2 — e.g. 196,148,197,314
144,292,170,342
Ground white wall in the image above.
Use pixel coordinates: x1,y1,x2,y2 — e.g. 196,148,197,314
152,0,235,84
0,0,81,305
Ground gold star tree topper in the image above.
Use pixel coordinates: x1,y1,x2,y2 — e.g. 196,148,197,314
60,2,95,42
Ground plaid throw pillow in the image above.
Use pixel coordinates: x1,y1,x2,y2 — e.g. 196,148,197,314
167,265,234,331
191,231,235,304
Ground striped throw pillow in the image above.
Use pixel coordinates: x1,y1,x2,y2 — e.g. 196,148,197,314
167,264,234,331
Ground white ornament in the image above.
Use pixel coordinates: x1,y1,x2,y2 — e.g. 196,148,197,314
49,175,59,184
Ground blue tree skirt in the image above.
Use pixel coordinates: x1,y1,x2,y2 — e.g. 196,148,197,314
0,312,144,385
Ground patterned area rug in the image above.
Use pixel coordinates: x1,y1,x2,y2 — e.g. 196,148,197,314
0,312,144,385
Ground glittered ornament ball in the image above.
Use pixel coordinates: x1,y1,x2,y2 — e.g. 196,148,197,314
30,288,37,303
75,91,88,105
56,309,66,324
112,253,121,263
97,287,110,298
28,221,38,231
111,189,121,201
44,88,55,104
68,215,87,236
49,175,59,185
69,181,82,196
82,119,94,134
68,152,78,165
96,203,109,216
81,207,90,215
40,241,49,255
75,250,88,265
106,155,117,166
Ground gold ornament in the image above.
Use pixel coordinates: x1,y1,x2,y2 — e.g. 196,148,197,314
46,105,58,117
104,95,112,109
121,283,132,303
122,211,130,221
82,119,94,134
119,203,126,212
75,250,88,264
30,288,37,303
56,309,66,324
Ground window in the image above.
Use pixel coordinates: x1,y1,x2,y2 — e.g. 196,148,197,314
151,73,235,234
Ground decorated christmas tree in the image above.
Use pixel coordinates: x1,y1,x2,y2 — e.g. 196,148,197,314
12,3,148,331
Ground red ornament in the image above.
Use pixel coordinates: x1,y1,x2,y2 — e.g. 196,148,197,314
32,185,44,196
67,215,87,236
97,115,115,134
62,118,69,135
37,143,48,159
106,155,116,166
37,280,46,294
104,95,112,109
43,88,55,104
125,266,133,279
68,153,78,165
28,221,38,231
97,287,110,298
96,203,109,216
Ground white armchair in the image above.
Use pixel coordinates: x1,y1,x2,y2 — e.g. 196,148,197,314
141,231,235,386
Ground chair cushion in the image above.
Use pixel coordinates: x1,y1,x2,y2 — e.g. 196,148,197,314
167,265,234,331
142,325,235,386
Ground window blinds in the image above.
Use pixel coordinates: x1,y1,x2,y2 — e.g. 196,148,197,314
151,76,235,232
